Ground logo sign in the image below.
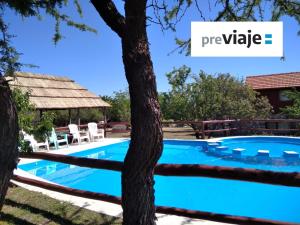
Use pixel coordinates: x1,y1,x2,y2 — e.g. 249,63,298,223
191,22,283,57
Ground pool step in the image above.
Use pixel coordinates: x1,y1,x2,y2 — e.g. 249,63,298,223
207,142,220,151
283,151,299,159
208,143,219,147
215,146,228,151
257,150,270,157
232,148,245,156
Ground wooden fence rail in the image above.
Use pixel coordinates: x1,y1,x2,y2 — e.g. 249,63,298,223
19,152,300,187
163,119,300,139
54,119,300,139
17,152,300,225
12,174,298,225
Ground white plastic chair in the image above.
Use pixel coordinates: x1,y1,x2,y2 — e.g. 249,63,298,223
22,131,49,151
68,124,90,144
48,128,69,149
88,122,104,142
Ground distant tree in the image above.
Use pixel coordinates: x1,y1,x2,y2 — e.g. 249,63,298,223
52,110,70,126
161,66,272,121
53,109,103,126
102,90,130,122
281,89,300,118
76,108,103,124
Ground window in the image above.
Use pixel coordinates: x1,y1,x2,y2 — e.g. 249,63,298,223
279,91,290,102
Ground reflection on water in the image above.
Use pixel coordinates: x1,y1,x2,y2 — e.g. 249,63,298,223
87,151,105,159
29,151,106,176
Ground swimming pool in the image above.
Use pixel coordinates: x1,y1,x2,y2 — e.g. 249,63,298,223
18,137,300,223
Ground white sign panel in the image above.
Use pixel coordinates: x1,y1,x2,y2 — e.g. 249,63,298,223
191,22,283,57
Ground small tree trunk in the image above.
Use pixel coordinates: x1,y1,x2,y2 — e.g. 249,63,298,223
190,124,201,139
0,77,19,210
121,1,163,225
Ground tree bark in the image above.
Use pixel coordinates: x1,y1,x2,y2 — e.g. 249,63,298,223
91,1,163,224
121,1,163,225
0,77,19,211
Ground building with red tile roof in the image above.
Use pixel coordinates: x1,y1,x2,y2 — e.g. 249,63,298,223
246,72,300,113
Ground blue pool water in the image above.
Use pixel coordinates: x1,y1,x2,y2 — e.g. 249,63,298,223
19,137,300,223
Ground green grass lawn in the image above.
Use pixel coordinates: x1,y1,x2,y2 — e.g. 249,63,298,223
0,186,121,225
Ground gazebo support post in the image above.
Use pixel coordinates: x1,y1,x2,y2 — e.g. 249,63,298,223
101,107,107,137
76,109,80,129
68,109,72,124
39,109,43,120
102,107,107,123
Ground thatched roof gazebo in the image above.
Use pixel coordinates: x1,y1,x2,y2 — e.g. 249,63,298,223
6,72,111,123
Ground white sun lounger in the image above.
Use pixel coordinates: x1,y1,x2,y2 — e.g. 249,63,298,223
22,131,49,151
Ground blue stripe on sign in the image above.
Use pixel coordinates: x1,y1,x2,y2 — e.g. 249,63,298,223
265,34,272,38
265,40,272,44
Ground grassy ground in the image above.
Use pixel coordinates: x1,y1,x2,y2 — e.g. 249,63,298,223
0,186,121,225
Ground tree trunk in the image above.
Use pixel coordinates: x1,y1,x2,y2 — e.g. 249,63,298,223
121,1,163,225
91,0,163,224
0,77,19,210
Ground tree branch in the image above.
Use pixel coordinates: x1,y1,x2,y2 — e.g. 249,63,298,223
91,0,126,38
215,0,238,21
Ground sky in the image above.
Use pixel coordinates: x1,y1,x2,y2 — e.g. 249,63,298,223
4,1,300,96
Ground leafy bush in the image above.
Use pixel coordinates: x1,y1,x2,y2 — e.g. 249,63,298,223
18,139,33,153
32,112,55,142
280,90,300,118
12,88,55,151
12,88,35,134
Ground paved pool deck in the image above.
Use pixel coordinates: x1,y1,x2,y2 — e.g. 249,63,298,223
15,138,230,225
